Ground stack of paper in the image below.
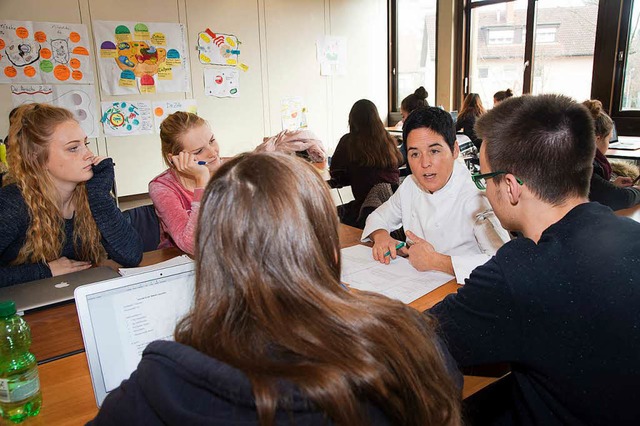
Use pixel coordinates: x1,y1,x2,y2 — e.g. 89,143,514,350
340,245,453,304
119,255,193,277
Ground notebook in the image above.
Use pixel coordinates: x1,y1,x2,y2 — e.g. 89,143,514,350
75,261,195,407
0,267,120,313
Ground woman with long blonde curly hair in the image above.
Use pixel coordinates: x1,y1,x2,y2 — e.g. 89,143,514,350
0,103,142,287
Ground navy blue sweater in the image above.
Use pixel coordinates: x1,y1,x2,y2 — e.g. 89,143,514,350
0,160,143,287
430,202,640,425
88,338,461,426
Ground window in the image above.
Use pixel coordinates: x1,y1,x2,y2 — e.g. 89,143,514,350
463,0,601,108
390,0,438,112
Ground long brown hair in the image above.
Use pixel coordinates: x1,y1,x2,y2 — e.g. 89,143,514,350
346,99,403,169
458,93,486,122
6,104,105,264
175,152,461,426
159,111,208,167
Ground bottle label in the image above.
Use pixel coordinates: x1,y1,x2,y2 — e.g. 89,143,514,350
0,369,40,403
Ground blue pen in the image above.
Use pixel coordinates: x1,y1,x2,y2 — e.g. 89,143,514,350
383,242,406,257
197,161,207,165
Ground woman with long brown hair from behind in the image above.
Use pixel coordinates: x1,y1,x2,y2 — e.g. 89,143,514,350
0,104,142,287
330,99,404,228
91,152,462,426
456,92,486,149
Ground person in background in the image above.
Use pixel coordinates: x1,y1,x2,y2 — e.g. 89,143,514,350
0,104,142,287
363,106,509,284
330,99,404,228
456,93,485,150
583,99,640,210
430,94,640,425
149,111,222,255
493,88,513,106
89,152,462,426
399,86,429,124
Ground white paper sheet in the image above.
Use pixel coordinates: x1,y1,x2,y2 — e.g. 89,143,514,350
93,20,190,95
100,100,153,137
11,84,100,138
203,67,239,97
0,20,94,84
340,245,453,304
316,36,347,76
152,99,197,132
118,254,193,277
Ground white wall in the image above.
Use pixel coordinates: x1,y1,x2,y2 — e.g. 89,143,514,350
0,0,388,196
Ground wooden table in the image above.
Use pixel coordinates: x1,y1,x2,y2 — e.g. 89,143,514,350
23,225,497,424
616,203,640,222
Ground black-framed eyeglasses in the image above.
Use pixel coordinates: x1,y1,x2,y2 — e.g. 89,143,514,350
471,171,524,190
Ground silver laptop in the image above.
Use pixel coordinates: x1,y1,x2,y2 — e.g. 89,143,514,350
75,262,195,407
0,267,120,313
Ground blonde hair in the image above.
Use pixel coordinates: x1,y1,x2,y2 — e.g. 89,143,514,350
582,99,613,139
6,104,105,265
159,111,207,167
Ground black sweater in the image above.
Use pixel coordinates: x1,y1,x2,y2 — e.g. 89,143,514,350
430,202,640,425
589,160,640,210
0,160,143,287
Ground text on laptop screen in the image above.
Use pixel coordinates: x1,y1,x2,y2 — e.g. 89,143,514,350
86,271,195,393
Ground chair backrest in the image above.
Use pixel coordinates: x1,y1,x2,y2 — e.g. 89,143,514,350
123,205,161,252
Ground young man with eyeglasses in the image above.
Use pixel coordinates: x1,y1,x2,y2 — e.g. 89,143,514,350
361,106,510,284
430,94,640,425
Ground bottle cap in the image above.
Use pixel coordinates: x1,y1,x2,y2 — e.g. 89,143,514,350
0,301,16,317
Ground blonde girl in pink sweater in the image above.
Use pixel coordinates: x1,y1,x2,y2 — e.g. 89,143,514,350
149,112,221,254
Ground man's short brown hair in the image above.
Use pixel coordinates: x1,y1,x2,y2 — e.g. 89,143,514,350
475,94,595,205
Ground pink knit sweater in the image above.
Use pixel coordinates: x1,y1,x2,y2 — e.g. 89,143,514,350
148,169,204,255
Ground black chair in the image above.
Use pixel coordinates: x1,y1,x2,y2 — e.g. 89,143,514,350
122,205,161,252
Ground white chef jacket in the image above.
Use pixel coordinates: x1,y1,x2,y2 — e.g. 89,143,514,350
362,160,510,284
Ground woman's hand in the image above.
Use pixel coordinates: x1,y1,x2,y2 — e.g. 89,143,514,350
169,152,211,188
48,257,92,276
614,176,634,187
370,230,402,264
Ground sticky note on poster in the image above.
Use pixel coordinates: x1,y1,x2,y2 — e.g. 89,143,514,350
204,67,239,98
152,99,197,133
100,101,153,136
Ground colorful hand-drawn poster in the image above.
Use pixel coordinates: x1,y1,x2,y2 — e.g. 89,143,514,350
11,84,100,138
0,20,94,84
152,99,197,133
101,101,153,136
93,21,190,95
203,68,239,98
281,97,308,131
316,36,347,76
197,29,241,66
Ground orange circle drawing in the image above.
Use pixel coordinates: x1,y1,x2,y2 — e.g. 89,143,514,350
154,107,164,117
72,46,89,56
16,27,28,39
41,48,52,59
4,67,17,78
54,64,70,81
34,31,47,43
70,58,81,69
69,32,81,43
0,39,5,50
72,70,83,80
24,66,36,77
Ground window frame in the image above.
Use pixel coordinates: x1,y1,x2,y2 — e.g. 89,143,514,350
388,0,439,114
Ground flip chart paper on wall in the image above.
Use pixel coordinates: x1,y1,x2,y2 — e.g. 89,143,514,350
316,36,347,76
0,20,94,84
101,101,153,136
197,29,241,66
281,97,308,131
11,84,100,138
152,100,197,133
203,68,239,98
93,21,191,95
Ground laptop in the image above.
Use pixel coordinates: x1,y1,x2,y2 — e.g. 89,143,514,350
609,135,640,151
75,262,195,407
0,267,120,313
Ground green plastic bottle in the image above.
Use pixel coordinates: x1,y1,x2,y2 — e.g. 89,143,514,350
0,301,41,423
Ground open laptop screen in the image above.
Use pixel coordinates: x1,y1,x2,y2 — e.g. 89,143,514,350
75,263,195,405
